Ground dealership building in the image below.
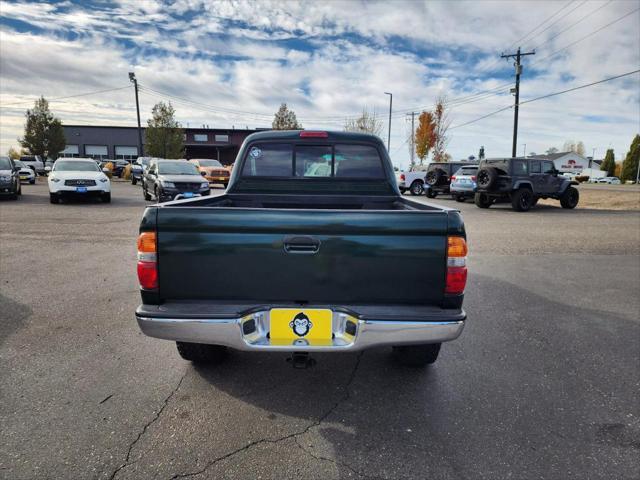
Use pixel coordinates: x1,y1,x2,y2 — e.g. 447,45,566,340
61,125,265,165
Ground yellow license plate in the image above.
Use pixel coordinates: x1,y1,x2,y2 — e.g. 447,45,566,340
270,309,332,346
217,177,227,181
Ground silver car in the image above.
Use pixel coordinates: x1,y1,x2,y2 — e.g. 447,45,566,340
450,166,479,202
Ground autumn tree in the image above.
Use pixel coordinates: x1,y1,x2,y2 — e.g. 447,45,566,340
19,96,66,159
145,101,184,159
600,149,615,177
272,103,302,130
432,96,451,162
414,111,435,167
620,134,640,182
344,107,383,136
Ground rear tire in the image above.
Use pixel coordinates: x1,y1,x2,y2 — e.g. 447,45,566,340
176,342,227,364
476,167,498,189
49,193,59,204
393,343,441,367
409,180,424,196
131,176,137,185
560,186,579,209
143,184,152,201
455,195,465,202
474,192,492,208
511,188,534,212
426,189,437,198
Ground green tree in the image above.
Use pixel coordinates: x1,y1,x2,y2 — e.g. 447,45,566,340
600,149,615,177
414,111,435,167
344,107,382,136
272,103,302,130
19,97,66,159
144,101,184,159
620,134,640,182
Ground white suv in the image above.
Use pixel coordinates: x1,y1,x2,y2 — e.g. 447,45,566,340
47,158,111,204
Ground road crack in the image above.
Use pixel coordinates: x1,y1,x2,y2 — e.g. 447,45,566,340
108,372,187,480
170,352,364,479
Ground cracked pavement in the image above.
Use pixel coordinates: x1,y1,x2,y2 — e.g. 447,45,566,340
1,181,639,479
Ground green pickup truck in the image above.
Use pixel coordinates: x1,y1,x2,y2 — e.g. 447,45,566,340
135,130,468,367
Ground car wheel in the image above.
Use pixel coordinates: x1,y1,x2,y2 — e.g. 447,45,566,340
560,186,579,209
176,342,227,364
49,193,59,204
143,184,151,201
131,176,137,185
474,192,492,208
29,179,35,185
426,189,437,198
393,343,441,367
102,192,111,203
409,180,424,196
511,188,534,212
455,195,465,202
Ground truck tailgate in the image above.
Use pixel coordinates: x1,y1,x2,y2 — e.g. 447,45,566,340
155,207,448,306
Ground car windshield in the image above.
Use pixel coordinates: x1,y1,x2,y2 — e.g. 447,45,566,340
158,162,199,175
54,161,99,172
197,160,223,167
0,157,11,169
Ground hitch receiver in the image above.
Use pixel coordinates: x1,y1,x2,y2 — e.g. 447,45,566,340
287,352,316,369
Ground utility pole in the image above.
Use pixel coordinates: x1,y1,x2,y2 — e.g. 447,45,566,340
384,92,393,151
129,72,143,157
406,112,416,168
501,47,535,158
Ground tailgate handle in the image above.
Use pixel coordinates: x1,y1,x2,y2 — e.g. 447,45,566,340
283,236,321,254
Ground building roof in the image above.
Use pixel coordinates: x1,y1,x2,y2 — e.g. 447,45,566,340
531,151,587,161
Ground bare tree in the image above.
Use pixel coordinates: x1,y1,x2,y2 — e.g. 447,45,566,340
432,95,451,162
343,107,383,136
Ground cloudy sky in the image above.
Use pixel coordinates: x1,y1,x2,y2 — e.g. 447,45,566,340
0,0,638,167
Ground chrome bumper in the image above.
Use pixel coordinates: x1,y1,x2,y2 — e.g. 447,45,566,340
136,309,465,352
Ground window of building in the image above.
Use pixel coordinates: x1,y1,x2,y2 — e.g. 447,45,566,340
214,134,229,143
115,146,138,160
61,144,80,158
194,134,208,142
85,145,108,160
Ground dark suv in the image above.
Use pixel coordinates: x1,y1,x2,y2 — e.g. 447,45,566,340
424,161,476,198
0,156,21,200
142,159,210,202
474,158,579,212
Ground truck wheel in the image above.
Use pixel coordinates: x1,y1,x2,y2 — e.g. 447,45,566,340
409,180,424,196
476,167,498,189
426,189,437,198
474,192,492,208
176,342,227,364
560,186,579,209
511,188,534,212
425,169,443,186
393,343,441,367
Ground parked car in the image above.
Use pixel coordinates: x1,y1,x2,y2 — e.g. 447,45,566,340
0,156,21,199
188,158,230,187
474,158,579,211
19,155,45,175
47,158,111,204
134,130,468,368
131,157,153,185
424,161,476,198
14,160,36,184
450,165,479,202
395,170,426,195
597,176,621,185
142,159,210,202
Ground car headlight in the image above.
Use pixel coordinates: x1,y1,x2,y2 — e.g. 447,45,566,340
50,176,61,183
161,181,175,188
0,175,10,182
99,176,109,183
201,182,209,189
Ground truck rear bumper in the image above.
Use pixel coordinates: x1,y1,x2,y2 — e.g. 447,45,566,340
136,304,465,352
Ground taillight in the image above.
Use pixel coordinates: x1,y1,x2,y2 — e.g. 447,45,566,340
400,174,405,181
451,175,456,181
446,236,467,294
299,131,328,138
137,232,158,289
471,176,477,181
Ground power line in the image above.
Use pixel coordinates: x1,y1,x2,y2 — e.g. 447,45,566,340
450,69,640,130
519,0,589,47
0,86,131,107
531,6,640,65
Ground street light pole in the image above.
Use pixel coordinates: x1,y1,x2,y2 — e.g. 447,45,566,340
129,72,143,157
384,92,392,151
522,143,526,157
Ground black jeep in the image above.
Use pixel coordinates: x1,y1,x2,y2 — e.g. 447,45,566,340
424,161,476,198
474,158,579,212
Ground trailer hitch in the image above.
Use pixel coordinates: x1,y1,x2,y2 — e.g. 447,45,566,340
287,352,316,369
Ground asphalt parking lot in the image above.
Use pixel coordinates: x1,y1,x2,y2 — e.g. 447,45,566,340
1,179,639,479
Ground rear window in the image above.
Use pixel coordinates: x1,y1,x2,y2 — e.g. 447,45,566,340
457,167,478,175
241,143,385,179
